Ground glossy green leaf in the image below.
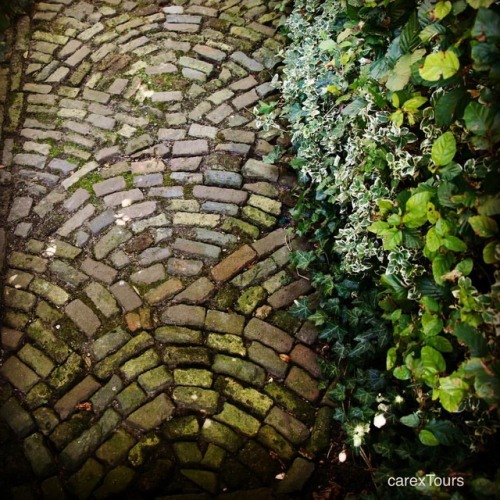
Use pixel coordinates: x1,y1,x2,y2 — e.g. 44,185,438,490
403,191,433,228
463,101,494,136
434,1,452,19
483,240,500,263
467,0,494,8
422,312,443,336
386,347,397,370
400,12,421,53
394,365,412,380
434,88,468,128
426,227,442,252
443,235,467,252
454,323,488,357
432,253,453,285
419,429,440,446
422,345,446,372
400,413,420,428
468,215,498,237
432,132,457,166
456,258,474,275
419,51,460,81
386,50,426,91
419,23,446,43
382,228,403,250
427,335,453,352
471,7,500,42
478,196,500,216
438,376,469,412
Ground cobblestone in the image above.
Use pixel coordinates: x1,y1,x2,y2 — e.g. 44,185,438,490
0,3,323,496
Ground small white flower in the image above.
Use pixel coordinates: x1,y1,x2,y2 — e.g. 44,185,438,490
338,450,347,462
373,413,387,428
394,395,404,404
353,435,362,447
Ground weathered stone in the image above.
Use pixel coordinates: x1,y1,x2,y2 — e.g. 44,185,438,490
268,278,313,309
201,419,243,453
285,367,320,402
65,299,101,337
126,394,175,431
18,344,54,378
211,245,256,282
164,346,211,367
109,281,142,311
214,403,260,437
1,356,40,393
163,415,199,441
215,377,273,417
120,349,160,382
244,318,294,353
242,159,279,182
173,238,221,259
276,458,315,494
94,227,132,260
161,304,206,328
155,326,203,345
174,368,213,388
130,264,165,285
174,277,214,304
84,282,120,318
80,257,118,284
96,429,136,466
138,366,173,395
205,310,245,335
213,354,265,387
167,258,203,276
248,342,288,379
54,376,100,420
145,278,184,305
207,334,246,357
257,425,295,461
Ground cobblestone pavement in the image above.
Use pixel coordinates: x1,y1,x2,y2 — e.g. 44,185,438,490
0,1,334,498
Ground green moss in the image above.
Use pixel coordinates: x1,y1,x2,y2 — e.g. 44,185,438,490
56,319,86,351
163,172,175,186
270,310,301,334
213,285,239,310
138,69,189,92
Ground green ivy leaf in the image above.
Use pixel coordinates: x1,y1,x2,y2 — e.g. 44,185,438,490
419,50,460,81
400,413,420,428
432,132,457,166
368,220,389,235
433,1,452,20
419,429,440,446
468,215,498,237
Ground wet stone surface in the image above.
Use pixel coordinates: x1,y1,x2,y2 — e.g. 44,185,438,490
0,0,331,498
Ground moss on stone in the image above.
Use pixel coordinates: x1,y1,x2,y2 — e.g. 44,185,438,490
270,310,301,334
213,284,238,310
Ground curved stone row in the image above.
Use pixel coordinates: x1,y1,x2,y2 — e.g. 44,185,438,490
0,0,334,498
